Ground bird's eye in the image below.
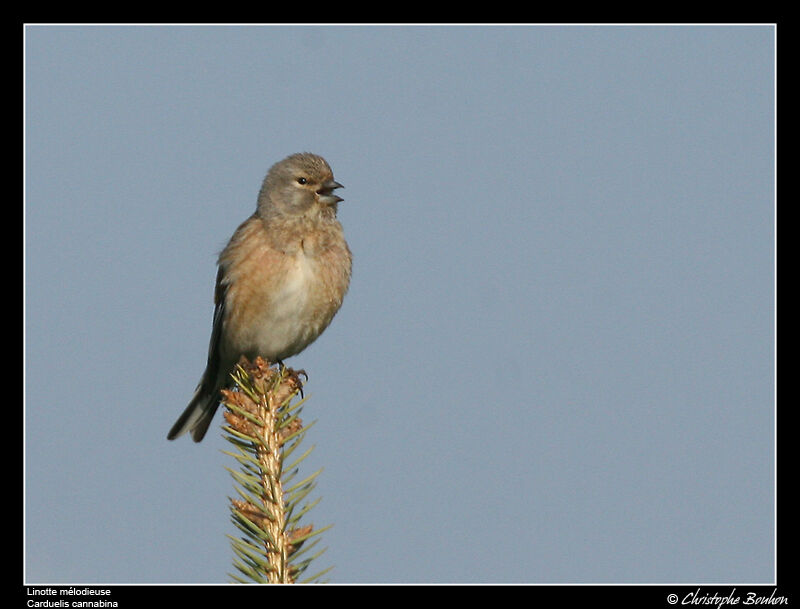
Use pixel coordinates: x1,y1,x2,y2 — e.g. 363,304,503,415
296,177,307,185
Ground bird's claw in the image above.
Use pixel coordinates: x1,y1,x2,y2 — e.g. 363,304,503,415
277,361,307,398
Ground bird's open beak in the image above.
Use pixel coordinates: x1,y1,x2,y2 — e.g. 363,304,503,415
317,180,344,205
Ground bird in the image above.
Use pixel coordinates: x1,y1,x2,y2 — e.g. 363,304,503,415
168,152,352,442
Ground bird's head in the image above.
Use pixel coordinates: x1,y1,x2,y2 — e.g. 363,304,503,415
258,152,344,219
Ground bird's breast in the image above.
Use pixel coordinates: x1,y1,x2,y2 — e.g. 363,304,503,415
223,225,350,361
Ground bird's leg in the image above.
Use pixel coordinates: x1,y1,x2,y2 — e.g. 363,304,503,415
276,360,307,398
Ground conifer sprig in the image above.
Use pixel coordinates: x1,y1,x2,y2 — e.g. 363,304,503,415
221,357,330,583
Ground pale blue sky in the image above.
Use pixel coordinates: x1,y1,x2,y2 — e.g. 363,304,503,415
24,24,775,584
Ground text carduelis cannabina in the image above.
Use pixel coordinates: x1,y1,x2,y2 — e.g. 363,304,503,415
168,153,351,442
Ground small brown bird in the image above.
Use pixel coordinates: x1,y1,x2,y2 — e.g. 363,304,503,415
168,153,352,442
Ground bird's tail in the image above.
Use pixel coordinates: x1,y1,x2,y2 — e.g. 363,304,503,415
167,380,221,443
